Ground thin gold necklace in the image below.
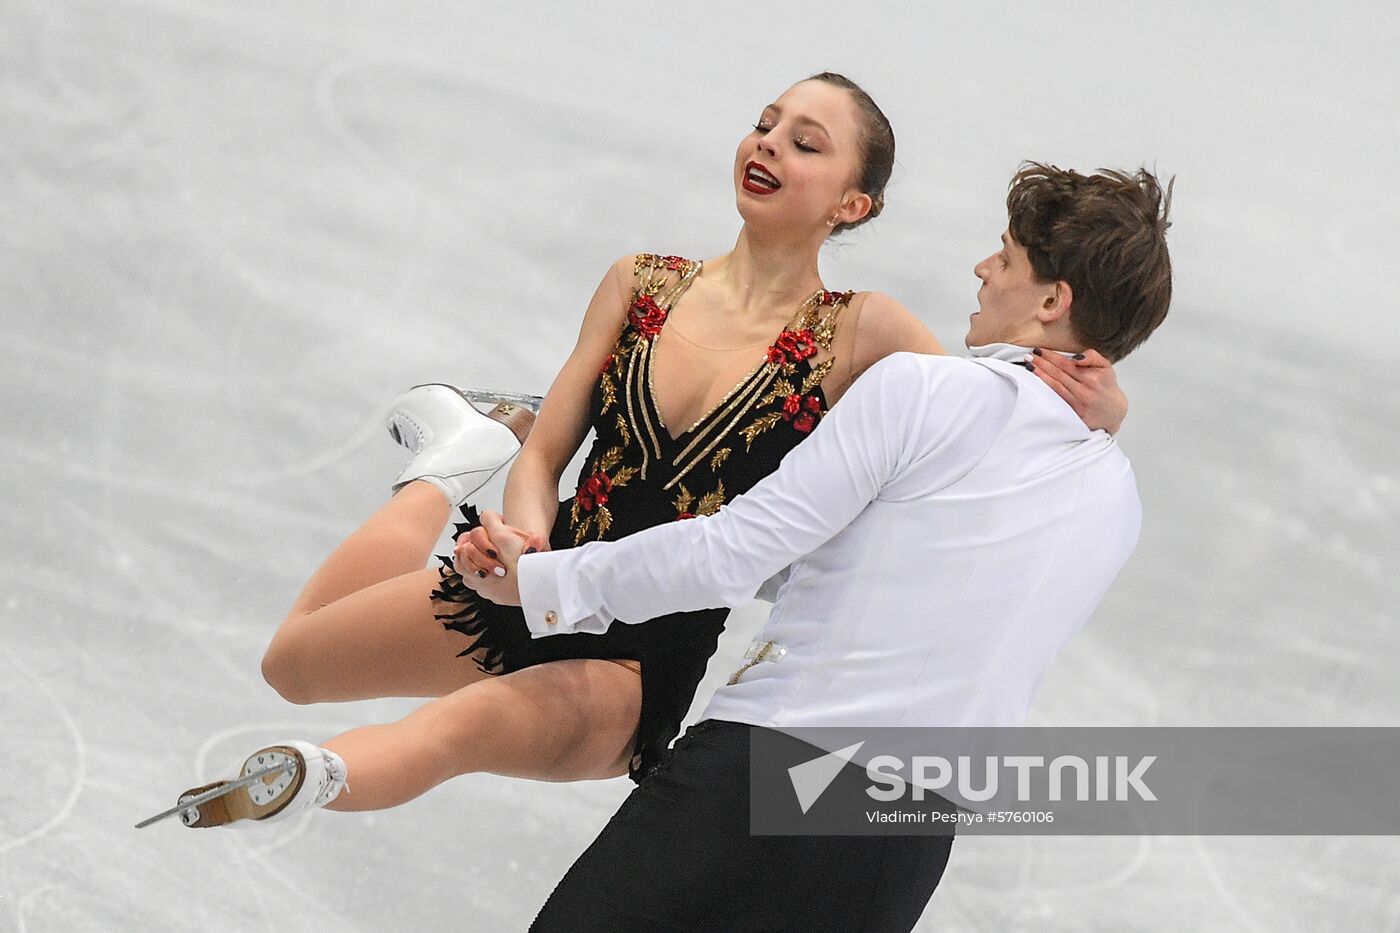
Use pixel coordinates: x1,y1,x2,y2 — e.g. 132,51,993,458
666,325,772,352
665,289,825,351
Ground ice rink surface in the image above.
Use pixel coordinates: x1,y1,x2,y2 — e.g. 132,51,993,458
3,0,1399,929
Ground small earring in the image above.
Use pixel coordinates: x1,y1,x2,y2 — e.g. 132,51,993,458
828,213,839,227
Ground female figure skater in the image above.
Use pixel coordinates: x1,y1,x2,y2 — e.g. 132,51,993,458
164,72,1126,827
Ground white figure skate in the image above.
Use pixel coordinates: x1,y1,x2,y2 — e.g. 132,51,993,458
386,385,542,506
137,740,347,829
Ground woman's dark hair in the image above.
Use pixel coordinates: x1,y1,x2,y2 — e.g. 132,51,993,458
1006,162,1174,361
805,72,895,236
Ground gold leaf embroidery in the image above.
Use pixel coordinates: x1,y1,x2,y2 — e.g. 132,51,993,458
596,505,613,538
673,484,695,515
696,479,726,516
636,262,667,298
760,377,797,408
739,412,783,451
612,465,639,488
599,372,617,416
800,358,834,396
709,447,731,472
808,293,850,351
597,445,624,473
615,413,631,448
570,497,582,527
629,255,700,313
573,515,592,545
634,253,695,280
633,256,662,294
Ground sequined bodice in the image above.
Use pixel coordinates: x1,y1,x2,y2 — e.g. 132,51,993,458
552,253,852,548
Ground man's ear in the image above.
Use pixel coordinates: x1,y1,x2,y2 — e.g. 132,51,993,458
1037,280,1073,325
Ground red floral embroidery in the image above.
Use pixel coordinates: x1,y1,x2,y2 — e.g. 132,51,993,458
661,255,689,271
598,353,614,376
781,392,823,433
628,294,668,337
766,328,818,365
575,471,613,511
674,511,696,521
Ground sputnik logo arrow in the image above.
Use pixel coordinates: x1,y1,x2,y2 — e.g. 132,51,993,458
787,741,866,814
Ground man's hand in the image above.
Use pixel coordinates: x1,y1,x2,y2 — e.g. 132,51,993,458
454,516,549,579
1028,348,1128,435
456,511,525,606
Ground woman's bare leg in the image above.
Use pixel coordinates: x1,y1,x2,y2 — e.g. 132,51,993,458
261,482,489,702
322,659,644,811
285,480,450,615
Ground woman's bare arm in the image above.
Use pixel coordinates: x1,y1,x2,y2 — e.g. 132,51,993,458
832,292,945,405
841,292,1127,433
495,256,635,547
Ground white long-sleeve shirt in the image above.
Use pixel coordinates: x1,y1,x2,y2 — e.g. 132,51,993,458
517,344,1141,734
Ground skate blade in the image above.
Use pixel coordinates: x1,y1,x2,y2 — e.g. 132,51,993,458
413,384,544,413
136,750,304,829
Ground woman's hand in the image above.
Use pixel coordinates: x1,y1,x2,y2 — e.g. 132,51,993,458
1027,348,1128,435
454,519,549,580
457,512,525,606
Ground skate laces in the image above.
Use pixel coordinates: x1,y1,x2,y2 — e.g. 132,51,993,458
389,412,428,452
313,749,349,805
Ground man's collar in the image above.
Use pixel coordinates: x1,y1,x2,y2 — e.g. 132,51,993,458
965,342,1034,363
965,342,1076,364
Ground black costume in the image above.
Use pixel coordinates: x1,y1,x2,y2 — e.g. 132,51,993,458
431,253,852,779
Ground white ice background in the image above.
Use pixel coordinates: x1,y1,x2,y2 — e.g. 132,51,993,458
2,1,1399,930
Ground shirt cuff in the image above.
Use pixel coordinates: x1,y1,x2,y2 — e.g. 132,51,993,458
517,549,613,639
517,550,570,637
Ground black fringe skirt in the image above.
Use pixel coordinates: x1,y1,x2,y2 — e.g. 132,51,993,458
430,505,728,782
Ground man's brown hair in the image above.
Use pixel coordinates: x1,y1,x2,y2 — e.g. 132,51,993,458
1007,162,1174,362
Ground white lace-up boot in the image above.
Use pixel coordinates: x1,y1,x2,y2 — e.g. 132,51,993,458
176,740,347,829
386,384,536,506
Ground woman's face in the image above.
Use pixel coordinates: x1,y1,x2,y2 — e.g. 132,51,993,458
733,80,869,235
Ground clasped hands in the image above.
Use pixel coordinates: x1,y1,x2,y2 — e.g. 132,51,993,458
454,512,543,607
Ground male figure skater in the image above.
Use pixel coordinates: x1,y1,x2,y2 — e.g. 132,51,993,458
467,162,1173,932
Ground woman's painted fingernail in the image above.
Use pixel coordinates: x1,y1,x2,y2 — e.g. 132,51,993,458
494,567,507,577
525,547,538,554
1025,361,1035,372
1072,353,1086,360
486,549,498,559
1031,348,1043,356
476,570,487,579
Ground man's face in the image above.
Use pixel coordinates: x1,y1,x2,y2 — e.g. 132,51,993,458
967,230,1054,347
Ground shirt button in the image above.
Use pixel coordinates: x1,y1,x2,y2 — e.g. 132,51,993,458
544,611,558,626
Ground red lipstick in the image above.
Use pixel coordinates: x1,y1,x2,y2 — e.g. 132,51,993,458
742,160,781,195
